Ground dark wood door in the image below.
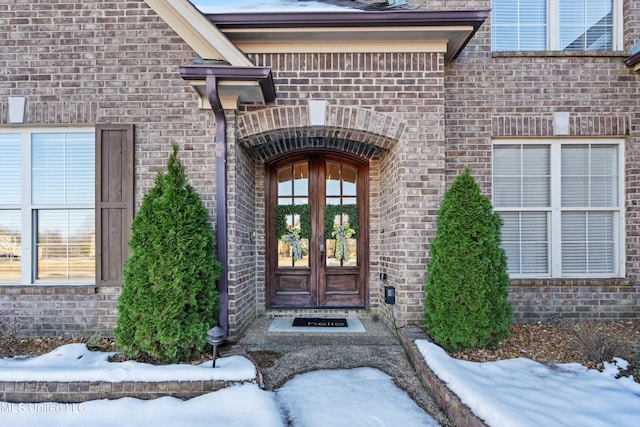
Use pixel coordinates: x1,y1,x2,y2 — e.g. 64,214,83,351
266,153,368,308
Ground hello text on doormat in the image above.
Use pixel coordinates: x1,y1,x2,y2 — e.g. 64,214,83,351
292,318,348,327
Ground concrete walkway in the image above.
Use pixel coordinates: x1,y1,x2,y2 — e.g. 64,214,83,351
224,317,456,427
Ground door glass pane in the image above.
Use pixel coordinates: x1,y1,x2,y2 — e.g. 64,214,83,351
342,166,357,196
278,167,293,197
277,210,309,268
277,162,309,268
325,162,358,267
293,163,308,197
0,210,21,280
36,209,94,279
326,162,341,196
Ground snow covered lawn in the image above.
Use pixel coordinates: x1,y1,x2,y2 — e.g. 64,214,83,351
1,342,639,426
416,340,640,427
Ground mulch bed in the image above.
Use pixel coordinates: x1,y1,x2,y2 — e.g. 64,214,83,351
452,321,640,381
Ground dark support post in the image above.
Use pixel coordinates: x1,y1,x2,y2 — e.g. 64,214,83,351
206,74,229,337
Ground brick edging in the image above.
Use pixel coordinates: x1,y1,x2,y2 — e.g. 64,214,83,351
398,327,489,427
0,379,256,403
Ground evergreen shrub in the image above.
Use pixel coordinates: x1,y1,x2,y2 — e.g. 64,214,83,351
114,142,222,363
424,168,512,351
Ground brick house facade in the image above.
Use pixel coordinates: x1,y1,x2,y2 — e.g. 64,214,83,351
1,0,639,341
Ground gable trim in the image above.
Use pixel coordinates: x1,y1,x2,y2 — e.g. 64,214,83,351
143,0,252,66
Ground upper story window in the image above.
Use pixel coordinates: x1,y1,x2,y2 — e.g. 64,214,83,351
0,129,95,285
492,0,622,52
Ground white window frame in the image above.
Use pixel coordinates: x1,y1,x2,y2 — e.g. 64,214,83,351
492,138,625,279
492,0,624,52
0,127,95,286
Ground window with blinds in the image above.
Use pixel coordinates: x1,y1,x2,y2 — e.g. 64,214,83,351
0,130,95,283
493,140,623,278
32,133,95,280
560,145,618,274
492,0,619,52
0,134,22,280
494,145,550,274
492,0,547,51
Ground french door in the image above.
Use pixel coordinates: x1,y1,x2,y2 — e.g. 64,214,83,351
266,153,368,308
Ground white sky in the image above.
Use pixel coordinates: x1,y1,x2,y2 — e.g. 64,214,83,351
1,342,640,426
189,0,360,13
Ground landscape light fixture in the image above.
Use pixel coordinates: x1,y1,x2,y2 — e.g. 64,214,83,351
207,326,226,368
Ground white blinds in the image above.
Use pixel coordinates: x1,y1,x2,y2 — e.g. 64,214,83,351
31,132,95,280
561,212,615,274
0,133,21,205
494,145,551,275
561,144,617,207
492,0,616,52
492,0,546,51
501,212,549,274
560,144,617,274
0,134,22,281
494,142,620,277
494,145,550,208
31,132,95,205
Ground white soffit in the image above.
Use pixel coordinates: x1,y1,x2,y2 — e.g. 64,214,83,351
223,25,472,56
189,80,266,109
144,0,252,66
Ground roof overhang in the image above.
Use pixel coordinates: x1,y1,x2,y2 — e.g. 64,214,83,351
205,10,489,62
624,51,640,72
179,64,276,110
145,1,488,108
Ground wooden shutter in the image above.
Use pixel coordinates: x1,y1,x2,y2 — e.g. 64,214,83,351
95,124,134,286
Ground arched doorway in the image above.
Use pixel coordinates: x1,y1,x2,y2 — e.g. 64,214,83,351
266,151,369,308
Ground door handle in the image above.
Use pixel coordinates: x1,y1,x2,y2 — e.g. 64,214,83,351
319,238,325,267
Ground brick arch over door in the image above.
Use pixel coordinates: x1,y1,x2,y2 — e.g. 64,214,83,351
237,106,405,161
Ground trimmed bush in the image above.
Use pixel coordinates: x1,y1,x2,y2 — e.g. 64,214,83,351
424,168,512,351
114,142,222,363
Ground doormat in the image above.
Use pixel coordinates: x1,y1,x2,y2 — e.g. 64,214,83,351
268,317,366,333
292,317,348,328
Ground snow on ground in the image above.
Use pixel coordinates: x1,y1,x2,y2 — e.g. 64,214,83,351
0,345,439,427
1,342,640,426
0,343,255,382
277,368,440,427
1,384,282,427
416,340,640,427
